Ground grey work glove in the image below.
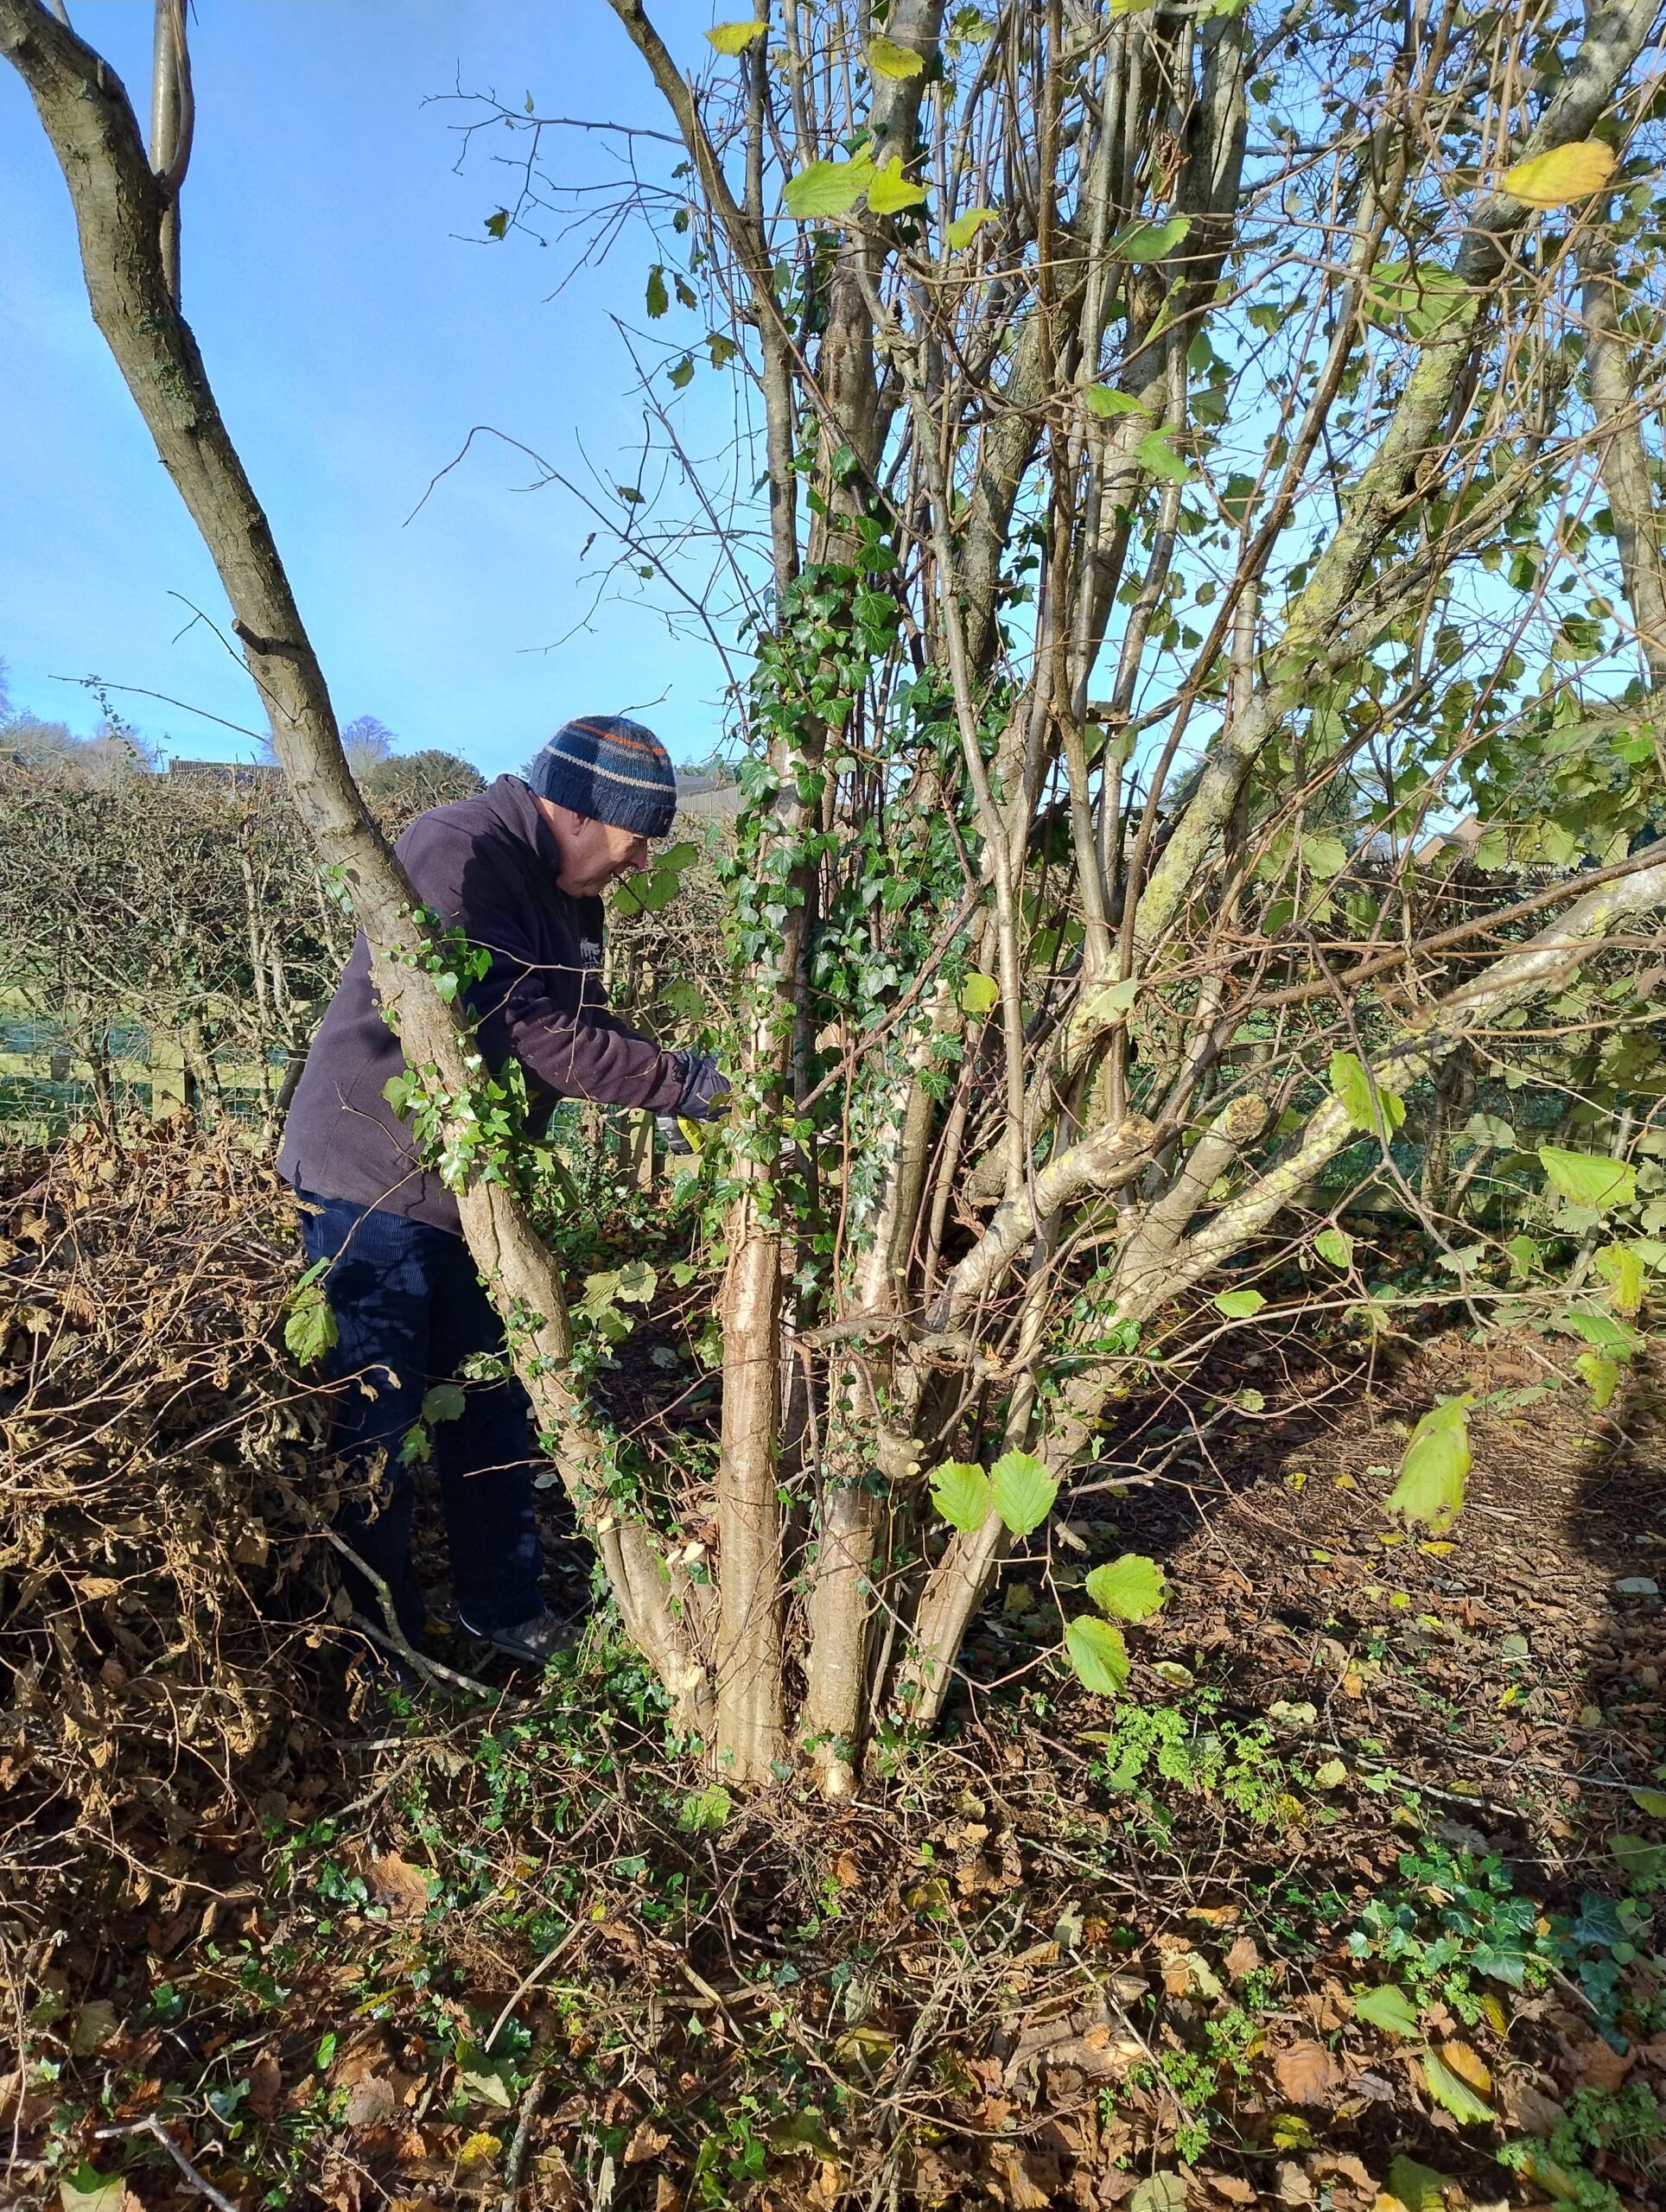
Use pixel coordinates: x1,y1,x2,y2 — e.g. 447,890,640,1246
674,1050,732,1122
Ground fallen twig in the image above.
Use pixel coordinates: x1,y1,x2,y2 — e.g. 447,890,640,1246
499,2070,549,2212
93,2115,242,2212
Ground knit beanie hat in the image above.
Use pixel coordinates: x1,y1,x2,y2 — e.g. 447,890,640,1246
525,715,677,838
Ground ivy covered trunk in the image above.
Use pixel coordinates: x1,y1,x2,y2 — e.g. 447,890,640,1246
20,0,1666,1794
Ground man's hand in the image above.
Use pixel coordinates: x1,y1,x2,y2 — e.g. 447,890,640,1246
675,1050,732,1121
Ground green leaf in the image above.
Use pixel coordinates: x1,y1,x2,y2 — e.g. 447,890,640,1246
1330,1050,1407,1136
1109,215,1191,264
1314,1227,1354,1268
946,206,998,247
1083,384,1147,418
1595,1242,1646,1314
1385,2154,1452,2212
667,354,695,390
422,1382,466,1427
483,208,510,241
1567,1309,1643,1357
1077,975,1141,1027
614,1260,658,1305
1421,2050,1493,2126
958,969,999,1016
706,19,767,54
645,264,669,318
1313,1758,1348,1789
1065,1615,1131,1695
1300,830,1348,880
677,1783,734,1833
1352,1984,1419,2037
1128,2177,1186,2212
60,2166,124,2212
1213,1287,1266,1319
457,2044,516,2109
866,155,927,214
1539,1146,1636,1213
989,1448,1057,1535
868,33,925,77
1629,1786,1666,1817
1084,1553,1167,1621
1385,1398,1471,1532
930,1459,990,1534
1135,428,1190,483
1575,1352,1621,1408
783,149,874,219
284,1278,338,1368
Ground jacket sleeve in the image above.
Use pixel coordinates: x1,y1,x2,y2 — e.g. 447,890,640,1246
400,817,686,1113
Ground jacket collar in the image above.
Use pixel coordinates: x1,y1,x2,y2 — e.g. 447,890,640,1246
489,774,566,881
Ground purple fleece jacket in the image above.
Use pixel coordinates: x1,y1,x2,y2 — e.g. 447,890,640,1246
277,774,684,1231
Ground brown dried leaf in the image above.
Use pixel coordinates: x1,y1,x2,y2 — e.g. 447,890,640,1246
1224,1934,1262,1982
989,2143,1052,2209
345,2072,400,2130
1273,2040,1340,2107
1567,2037,1632,2094
248,2048,282,2121
366,1852,430,1919
626,2120,672,2165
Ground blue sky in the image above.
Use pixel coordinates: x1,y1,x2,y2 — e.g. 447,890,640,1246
2,1,737,772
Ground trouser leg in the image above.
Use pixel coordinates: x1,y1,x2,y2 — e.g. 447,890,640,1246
298,1190,438,1643
426,1238,544,1635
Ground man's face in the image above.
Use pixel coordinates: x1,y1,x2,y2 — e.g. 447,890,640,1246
535,798,650,898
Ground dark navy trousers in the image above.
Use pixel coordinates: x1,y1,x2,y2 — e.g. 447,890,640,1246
297,1189,544,1640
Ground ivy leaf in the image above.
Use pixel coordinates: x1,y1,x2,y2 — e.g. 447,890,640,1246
946,206,998,247
1385,1398,1472,1532
1083,384,1147,418
958,969,999,1016
645,264,669,318
868,34,925,78
1135,428,1190,483
1421,2049,1494,2126
1503,139,1617,208
930,1459,990,1534
866,155,927,214
1084,1553,1166,1621
783,150,874,219
1314,1227,1354,1268
989,1448,1057,1535
1352,1984,1419,2037
706,19,767,54
677,1783,733,1833
1214,1287,1266,1319
1330,1049,1407,1135
1109,214,1191,263
1539,1146,1636,1212
1574,1352,1620,1408
1629,1785,1666,1817
1065,1615,1131,1695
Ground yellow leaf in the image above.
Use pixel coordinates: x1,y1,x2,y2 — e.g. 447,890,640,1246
1480,1993,1508,2035
1333,1472,1357,1490
866,155,927,214
869,34,925,78
946,206,998,248
1503,139,1617,208
1419,1541,1454,1556
1440,2040,1492,2097
459,2132,502,2165
706,20,767,54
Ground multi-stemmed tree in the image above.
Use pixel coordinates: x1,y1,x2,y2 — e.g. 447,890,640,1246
9,0,1666,1788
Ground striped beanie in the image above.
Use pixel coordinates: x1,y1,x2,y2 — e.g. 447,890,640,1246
525,715,677,837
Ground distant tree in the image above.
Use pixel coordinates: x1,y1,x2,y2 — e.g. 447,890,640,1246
359,747,486,820
0,715,155,785
0,654,13,723
340,713,396,780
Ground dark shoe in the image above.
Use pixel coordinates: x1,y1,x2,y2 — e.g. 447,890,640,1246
458,1606,573,1665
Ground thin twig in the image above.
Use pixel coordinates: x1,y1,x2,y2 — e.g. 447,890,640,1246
93,2116,241,2212
499,2070,549,2212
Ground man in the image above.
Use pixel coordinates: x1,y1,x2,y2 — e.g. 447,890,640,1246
278,714,728,1664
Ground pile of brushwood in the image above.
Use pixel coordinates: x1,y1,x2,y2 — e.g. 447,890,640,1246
3,1126,1663,2212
